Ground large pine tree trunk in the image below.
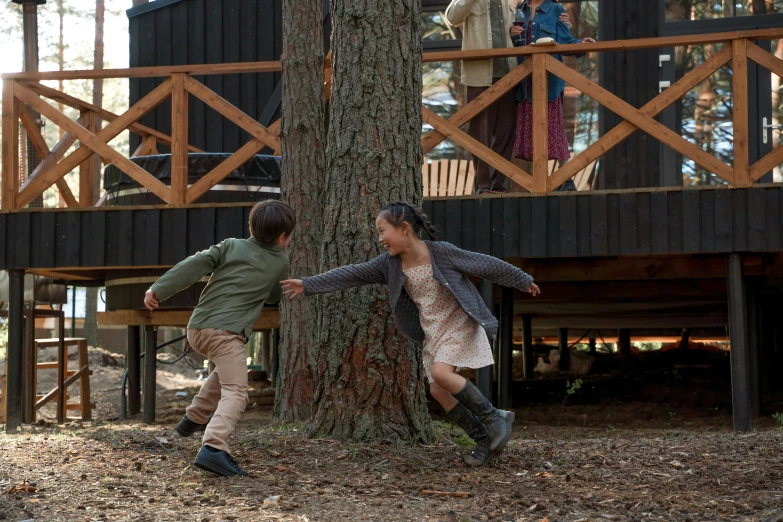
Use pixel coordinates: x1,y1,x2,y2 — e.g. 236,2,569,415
274,0,326,422
308,0,433,442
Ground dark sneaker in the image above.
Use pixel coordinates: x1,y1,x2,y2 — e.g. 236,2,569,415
194,445,248,477
175,415,208,438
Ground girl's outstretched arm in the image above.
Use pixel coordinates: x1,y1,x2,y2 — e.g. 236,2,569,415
443,243,540,296
281,255,388,300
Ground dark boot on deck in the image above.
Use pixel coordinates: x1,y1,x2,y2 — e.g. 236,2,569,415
454,380,515,454
194,445,248,477
447,403,491,466
175,415,209,438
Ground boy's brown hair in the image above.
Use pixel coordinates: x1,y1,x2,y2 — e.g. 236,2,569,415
248,200,296,244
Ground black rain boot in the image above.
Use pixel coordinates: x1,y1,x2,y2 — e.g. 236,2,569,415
453,380,515,454
446,403,491,467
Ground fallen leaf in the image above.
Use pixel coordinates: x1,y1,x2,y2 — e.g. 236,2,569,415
6,482,38,494
263,495,281,506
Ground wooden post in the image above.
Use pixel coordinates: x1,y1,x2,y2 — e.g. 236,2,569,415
170,73,189,204
22,309,36,423
759,298,773,396
477,280,495,400
271,328,280,386
521,315,534,380
532,53,548,193
558,328,570,371
728,253,751,432
732,38,750,186
618,329,631,357
78,110,96,206
6,270,25,431
143,325,157,424
127,326,141,415
57,308,66,424
77,339,92,421
2,80,19,210
261,330,272,373
588,336,597,355
746,280,761,418
497,286,514,410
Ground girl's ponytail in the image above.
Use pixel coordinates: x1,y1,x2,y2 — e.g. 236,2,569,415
380,201,438,241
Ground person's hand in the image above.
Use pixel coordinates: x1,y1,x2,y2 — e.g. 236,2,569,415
526,283,541,297
581,37,596,43
510,25,524,37
144,289,159,311
559,12,571,27
280,279,305,300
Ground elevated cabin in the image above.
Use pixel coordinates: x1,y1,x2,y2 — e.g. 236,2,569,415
1,0,783,431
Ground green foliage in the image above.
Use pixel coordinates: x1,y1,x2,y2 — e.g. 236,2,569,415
433,420,475,448
566,379,583,397
773,412,783,427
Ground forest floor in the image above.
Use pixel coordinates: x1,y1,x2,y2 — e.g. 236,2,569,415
1,345,782,522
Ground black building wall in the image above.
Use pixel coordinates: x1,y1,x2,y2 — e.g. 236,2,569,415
598,0,662,189
128,0,283,154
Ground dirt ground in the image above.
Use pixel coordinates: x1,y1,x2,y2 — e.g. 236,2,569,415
1,346,782,522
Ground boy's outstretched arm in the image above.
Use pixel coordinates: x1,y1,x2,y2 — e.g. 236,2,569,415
144,243,224,310
281,256,387,300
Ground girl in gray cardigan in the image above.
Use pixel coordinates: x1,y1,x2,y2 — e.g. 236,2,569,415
281,202,539,466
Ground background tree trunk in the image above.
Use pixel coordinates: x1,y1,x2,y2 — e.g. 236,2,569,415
274,0,326,423
83,0,105,348
308,0,433,442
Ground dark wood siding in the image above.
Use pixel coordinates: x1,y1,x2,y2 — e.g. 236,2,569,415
4,186,783,270
597,0,661,190
128,0,283,153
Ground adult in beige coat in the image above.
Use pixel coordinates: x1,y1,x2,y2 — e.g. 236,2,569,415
445,0,568,193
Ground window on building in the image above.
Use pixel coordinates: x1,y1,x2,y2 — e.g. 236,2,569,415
666,0,783,21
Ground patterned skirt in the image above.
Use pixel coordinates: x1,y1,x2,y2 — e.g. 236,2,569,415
514,97,571,162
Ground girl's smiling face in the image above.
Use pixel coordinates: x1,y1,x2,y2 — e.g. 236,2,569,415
376,214,412,256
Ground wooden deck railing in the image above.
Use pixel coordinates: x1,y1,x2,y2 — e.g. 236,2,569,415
1,28,782,210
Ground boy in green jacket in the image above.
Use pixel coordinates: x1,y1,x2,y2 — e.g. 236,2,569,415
144,200,294,477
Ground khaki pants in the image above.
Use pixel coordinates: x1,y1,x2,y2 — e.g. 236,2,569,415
185,328,247,454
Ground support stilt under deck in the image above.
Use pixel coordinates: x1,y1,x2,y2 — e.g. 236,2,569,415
521,315,534,380
477,280,494,400
728,254,751,433
618,329,631,357
271,328,280,386
746,281,762,418
261,330,272,374
558,328,570,371
23,309,35,423
143,325,157,424
589,337,597,355
127,326,141,415
6,270,25,431
498,286,514,410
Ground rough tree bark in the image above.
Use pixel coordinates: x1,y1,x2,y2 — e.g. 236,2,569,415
307,0,433,442
274,0,326,422
83,0,104,348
